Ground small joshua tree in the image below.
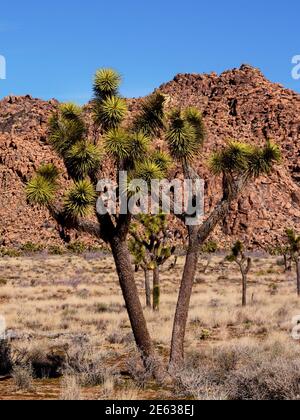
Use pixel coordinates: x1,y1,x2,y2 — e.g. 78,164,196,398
285,229,300,296
200,241,218,274
226,241,252,307
129,214,177,311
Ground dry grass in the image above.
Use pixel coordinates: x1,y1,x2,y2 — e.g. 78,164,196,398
0,253,300,400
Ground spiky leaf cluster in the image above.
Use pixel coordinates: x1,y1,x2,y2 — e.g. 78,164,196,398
36,163,60,183
66,142,102,180
226,240,243,262
166,108,204,162
286,229,300,256
48,104,86,158
133,92,166,136
210,140,281,178
93,68,121,100
134,160,165,185
93,96,127,131
64,180,96,218
26,175,57,206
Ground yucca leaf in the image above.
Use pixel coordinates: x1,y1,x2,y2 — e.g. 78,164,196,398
151,150,173,172
134,160,165,185
64,180,96,218
105,128,131,160
133,92,166,135
93,68,121,99
128,131,150,162
93,95,127,131
59,103,82,120
65,142,102,181
184,107,206,145
36,163,60,183
209,141,253,175
49,114,86,157
26,175,56,206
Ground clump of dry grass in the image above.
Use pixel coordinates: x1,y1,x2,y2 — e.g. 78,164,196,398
60,375,82,400
227,359,300,400
12,364,34,391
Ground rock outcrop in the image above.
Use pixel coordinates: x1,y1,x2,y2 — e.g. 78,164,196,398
1,65,300,249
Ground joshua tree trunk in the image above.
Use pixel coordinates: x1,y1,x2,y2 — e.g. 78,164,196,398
241,270,247,307
169,232,199,369
109,235,162,378
153,267,160,312
169,177,246,370
296,258,300,297
144,269,152,308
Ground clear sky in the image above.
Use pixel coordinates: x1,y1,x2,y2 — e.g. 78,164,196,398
0,0,299,103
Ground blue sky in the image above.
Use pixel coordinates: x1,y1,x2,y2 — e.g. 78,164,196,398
0,0,299,103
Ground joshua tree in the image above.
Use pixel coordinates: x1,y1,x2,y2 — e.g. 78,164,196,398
26,69,171,379
200,241,218,274
129,214,177,311
166,121,281,368
285,229,300,296
270,242,292,272
25,67,281,375
226,241,252,306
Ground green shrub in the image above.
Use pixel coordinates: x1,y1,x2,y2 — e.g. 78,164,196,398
21,242,44,253
67,241,87,254
0,248,21,258
48,245,66,255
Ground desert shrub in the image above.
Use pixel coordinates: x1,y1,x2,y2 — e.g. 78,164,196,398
60,375,82,400
107,331,134,345
20,242,44,253
67,241,87,254
48,245,66,255
0,248,21,257
226,359,300,400
66,344,116,387
14,342,67,378
174,367,226,400
12,364,34,391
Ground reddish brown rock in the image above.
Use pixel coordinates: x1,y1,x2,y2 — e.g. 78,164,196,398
1,65,300,249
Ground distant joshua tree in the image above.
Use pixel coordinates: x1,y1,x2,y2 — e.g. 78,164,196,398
226,241,252,307
26,67,281,376
285,229,300,297
129,214,177,311
200,241,218,274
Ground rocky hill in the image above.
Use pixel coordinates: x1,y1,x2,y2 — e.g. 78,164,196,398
1,64,300,249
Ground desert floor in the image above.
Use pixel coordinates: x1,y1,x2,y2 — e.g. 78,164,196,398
0,253,300,400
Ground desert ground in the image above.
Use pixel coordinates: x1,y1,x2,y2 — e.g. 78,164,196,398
0,252,300,400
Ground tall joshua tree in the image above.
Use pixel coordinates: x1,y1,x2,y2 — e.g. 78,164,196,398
26,69,170,379
285,229,300,297
129,214,177,311
165,112,281,368
226,241,252,307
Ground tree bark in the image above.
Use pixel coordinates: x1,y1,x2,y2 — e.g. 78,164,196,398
109,235,162,379
241,270,247,307
169,176,247,370
153,267,160,312
144,269,152,308
169,233,199,369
